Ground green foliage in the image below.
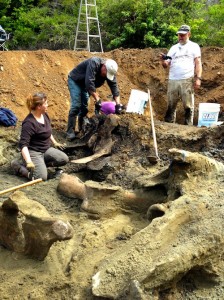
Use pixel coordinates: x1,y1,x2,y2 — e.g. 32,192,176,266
10,6,76,49
98,0,165,49
98,0,211,50
1,0,78,49
205,0,224,46
0,0,224,50
0,0,11,17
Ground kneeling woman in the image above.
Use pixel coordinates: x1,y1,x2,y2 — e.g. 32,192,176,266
11,92,69,181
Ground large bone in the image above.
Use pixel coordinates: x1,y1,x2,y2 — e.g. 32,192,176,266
57,173,88,200
57,173,167,217
91,149,224,299
0,191,73,260
71,114,119,164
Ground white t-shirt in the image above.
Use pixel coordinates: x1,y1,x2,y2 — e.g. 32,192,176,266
167,40,201,80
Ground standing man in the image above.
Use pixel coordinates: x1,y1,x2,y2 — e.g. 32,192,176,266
161,24,202,125
66,57,121,140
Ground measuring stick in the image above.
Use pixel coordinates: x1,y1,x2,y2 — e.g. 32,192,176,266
148,89,159,159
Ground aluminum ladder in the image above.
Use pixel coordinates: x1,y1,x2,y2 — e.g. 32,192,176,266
74,0,103,52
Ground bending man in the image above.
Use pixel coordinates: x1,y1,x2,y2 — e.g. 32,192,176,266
66,57,121,140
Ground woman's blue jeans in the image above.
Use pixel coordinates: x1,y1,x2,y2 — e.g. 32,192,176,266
67,77,89,134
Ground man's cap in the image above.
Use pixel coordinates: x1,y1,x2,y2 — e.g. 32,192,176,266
105,59,118,81
177,25,191,34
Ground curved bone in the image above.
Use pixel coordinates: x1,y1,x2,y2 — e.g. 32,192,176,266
91,149,224,298
0,191,73,260
71,114,119,164
70,145,113,164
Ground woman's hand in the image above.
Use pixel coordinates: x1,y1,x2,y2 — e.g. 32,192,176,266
53,141,66,151
26,161,35,171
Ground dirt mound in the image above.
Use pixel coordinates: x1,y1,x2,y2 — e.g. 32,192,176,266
0,47,224,299
0,47,224,128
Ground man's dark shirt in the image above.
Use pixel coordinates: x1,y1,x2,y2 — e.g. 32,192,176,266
19,113,52,153
68,57,120,97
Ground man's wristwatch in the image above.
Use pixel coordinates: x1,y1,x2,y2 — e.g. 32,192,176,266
196,76,202,80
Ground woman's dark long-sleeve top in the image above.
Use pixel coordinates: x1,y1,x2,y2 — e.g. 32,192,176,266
19,113,52,153
68,57,120,97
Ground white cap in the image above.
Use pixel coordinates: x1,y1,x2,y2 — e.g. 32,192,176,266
105,59,118,81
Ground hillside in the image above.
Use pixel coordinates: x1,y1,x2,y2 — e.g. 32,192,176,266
0,48,224,300
0,47,223,127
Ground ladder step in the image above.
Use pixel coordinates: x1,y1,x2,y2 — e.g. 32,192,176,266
89,35,101,38
87,17,98,20
81,4,95,7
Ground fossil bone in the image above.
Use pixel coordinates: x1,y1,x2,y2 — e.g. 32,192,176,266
91,148,224,299
71,114,119,164
0,191,73,260
57,173,167,217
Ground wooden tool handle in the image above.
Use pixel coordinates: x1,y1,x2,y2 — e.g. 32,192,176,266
148,89,159,159
0,178,43,196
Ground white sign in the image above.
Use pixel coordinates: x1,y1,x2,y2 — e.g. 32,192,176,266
126,89,148,114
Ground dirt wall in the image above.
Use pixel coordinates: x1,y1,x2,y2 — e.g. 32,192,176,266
0,47,223,129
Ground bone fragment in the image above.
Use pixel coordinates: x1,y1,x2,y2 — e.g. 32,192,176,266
169,148,224,176
0,191,73,260
57,173,87,200
71,114,119,164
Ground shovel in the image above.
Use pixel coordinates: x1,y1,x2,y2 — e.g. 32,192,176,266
147,89,159,164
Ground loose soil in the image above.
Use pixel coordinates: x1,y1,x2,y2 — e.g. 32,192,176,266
0,47,224,299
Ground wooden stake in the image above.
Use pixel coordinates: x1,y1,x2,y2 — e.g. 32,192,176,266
148,89,159,159
0,178,43,196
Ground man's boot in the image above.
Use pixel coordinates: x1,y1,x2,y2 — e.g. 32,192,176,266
184,108,194,125
78,116,84,132
66,115,76,141
76,116,84,138
164,106,176,123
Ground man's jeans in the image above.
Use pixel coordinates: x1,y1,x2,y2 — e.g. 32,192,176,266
67,77,89,134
